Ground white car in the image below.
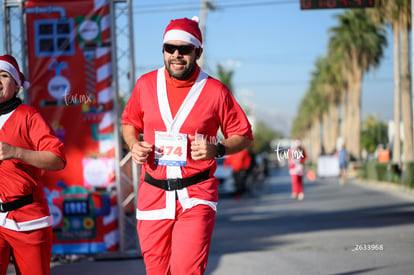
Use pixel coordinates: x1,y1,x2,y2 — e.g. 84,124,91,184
215,157,235,195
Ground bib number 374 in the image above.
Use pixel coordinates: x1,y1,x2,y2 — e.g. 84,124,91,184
154,132,187,166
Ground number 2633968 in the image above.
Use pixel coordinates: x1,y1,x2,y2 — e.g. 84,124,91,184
352,244,383,251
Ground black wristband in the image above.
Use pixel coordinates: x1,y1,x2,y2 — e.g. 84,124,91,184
216,143,226,158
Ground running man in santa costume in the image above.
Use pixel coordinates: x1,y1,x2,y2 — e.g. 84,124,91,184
122,17,253,274
0,55,66,275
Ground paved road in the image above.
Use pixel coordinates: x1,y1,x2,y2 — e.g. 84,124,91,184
206,168,414,275
10,167,414,275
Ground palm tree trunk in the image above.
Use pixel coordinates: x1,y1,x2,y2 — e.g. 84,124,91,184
347,68,362,160
322,111,329,155
329,103,340,154
305,128,313,163
352,74,362,160
312,119,322,163
392,22,401,164
400,13,413,162
345,75,358,160
340,90,349,151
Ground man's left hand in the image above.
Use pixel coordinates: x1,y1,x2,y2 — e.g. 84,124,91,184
190,136,216,160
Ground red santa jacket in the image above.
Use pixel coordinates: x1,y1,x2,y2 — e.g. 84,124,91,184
0,104,66,231
122,67,253,220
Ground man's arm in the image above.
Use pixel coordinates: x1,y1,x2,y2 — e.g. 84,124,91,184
191,134,252,160
122,124,152,164
220,135,252,156
0,142,65,171
122,124,140,150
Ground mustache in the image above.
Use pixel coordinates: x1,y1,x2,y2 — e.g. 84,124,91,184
169,59,186,65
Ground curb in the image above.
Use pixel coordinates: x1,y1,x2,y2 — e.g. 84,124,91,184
353,178,414,200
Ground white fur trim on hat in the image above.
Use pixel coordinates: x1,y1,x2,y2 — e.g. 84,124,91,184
163,29,202,48
0,60,21,87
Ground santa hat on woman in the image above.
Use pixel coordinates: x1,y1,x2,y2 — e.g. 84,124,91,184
0,54,30,89
163,16,203,48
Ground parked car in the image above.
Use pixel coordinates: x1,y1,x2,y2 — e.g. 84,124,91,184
215,157,235,195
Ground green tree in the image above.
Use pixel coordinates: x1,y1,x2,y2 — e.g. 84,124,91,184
253,121,282,153
216,63,234,93
361,114,389,154
372,0,411,163
329,10,387,160
291,58,331,162
312,56,344,155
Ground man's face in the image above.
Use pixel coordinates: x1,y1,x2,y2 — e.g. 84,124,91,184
163,40,199,80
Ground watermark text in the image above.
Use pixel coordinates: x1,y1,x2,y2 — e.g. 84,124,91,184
274,143,304,162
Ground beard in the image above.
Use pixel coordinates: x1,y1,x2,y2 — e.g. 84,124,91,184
165,59,197,80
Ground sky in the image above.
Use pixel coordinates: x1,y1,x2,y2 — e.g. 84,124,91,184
0,0,394,136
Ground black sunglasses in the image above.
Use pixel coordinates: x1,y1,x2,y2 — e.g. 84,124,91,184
163,44,196,55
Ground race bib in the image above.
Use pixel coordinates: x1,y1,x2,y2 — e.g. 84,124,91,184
154,131,187,166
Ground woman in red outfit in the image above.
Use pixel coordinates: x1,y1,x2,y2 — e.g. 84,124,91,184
288,140,307,200
0,55,66,275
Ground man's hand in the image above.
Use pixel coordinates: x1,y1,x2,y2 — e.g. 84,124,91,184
0,142,16,160
130,141,153,164
189,135,217,160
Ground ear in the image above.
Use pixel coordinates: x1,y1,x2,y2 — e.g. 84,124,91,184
196,48,203,59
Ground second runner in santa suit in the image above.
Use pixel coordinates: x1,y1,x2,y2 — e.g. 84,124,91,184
0,54,66,275
121,16,253,275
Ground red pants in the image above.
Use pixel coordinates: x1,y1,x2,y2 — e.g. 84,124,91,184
0,226,52,275
138,203,216,275
291,175,304,195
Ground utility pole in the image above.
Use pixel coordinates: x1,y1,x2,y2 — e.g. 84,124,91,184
198,0,215,69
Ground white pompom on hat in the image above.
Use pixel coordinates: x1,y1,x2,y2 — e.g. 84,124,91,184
0,54,30,89
163,16,203,47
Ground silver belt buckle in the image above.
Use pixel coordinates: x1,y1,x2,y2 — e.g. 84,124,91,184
0,203,5,213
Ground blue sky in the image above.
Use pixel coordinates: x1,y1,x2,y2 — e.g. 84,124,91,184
132,0,393,135
0,0,394,136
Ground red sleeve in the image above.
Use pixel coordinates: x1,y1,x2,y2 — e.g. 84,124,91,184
218,86,253,140
28,111,66,165
121,78,144,132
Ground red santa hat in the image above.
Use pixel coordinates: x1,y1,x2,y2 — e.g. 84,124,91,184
163,16,203,48
0,54,30,89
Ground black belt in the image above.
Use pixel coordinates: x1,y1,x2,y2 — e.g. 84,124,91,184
0,194,34,213
144,170,210,191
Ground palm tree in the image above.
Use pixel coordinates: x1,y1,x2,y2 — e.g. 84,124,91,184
291,67,328,163
216,63,234,93
216,63,235,139
291,94,313,139
398,1,412,162
316,55,346,154
291,92,315,160
329,10,387,160
372,0,410,164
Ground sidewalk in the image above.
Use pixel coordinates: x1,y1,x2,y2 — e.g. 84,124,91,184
352,177,414,201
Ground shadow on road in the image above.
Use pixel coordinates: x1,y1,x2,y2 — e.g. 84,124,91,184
207,167,414,273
